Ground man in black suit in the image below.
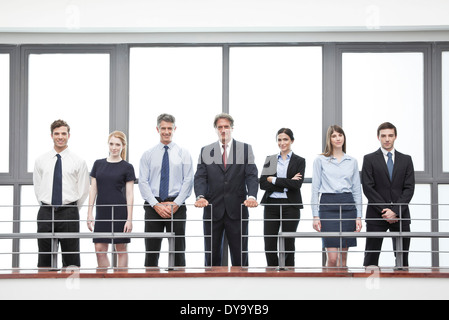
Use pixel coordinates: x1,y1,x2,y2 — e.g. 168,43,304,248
194,113,259,267
362,122,415,268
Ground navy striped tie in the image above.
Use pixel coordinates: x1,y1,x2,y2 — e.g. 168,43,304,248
159,145,169,201
52,154,62,208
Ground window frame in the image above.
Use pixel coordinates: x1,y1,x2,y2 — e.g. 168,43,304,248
0,41,447,268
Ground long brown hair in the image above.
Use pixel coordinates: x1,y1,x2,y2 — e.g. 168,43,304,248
322,125,346,157
108,130,127,160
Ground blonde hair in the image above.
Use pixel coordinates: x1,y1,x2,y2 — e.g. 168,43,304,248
322,125,346,157
108,130,127,160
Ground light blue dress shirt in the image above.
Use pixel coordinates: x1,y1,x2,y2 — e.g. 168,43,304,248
270,151,292,199
138,142,194,207
311,154,362,217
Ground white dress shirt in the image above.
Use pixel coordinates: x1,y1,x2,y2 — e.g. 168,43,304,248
381,147,395,164
138,142,194,207
33,147,90,209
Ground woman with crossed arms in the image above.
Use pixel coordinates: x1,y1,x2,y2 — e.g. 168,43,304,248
259,128,305,268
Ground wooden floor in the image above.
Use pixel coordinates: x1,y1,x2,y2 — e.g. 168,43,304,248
2,266,449,279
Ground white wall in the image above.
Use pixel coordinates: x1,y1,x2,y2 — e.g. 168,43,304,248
1,0,449,33
2,275,449,300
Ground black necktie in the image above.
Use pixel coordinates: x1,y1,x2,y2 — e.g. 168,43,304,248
52,154,62,208
159,145,169,201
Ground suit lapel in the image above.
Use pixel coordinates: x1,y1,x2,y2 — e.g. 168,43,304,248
375,148,391,182
286,153,298,178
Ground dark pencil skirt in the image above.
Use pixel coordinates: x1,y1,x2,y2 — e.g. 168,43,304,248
319,193,357,248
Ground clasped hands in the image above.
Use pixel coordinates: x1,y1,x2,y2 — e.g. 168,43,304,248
194,198,258,208
381,208,398,224
154,201,179,219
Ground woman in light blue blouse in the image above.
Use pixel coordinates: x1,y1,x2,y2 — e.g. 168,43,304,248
311,125,362,269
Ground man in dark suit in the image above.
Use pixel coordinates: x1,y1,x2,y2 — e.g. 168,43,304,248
362,122,415,268
194,113,259,267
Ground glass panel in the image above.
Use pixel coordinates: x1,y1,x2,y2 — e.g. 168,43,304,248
229,46,322,179
229,46,322,267
409,184,431,267
0,186,13,269
443,52,449,172
439,185,449,267
0,54,9,172
129,47,222,268
342,52,424,171
27,53,110,173
20,185,40,269
129,47,222,178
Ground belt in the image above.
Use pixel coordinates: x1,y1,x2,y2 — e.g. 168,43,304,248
41,201,77,211
155,197,177,203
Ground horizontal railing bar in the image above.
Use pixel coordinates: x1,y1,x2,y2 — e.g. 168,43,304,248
278,232,449,238
0,232,175,239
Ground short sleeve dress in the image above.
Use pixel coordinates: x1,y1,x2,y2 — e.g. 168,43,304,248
90,159,136,244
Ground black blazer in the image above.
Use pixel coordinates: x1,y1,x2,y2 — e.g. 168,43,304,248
259,153,306,209
194,140,259,221
361,148,415,226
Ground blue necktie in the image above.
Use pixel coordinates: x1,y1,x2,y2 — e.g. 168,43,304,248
159,145,169,201
387,152,393,181
52,154,62,208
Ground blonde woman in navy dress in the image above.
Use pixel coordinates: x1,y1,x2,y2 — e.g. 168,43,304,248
311,125,362,269
87,131,136,270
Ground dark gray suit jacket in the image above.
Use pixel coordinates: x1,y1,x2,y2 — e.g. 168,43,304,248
194,140,259,221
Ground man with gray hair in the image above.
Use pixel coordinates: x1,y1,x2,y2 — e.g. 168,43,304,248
139,113,194,267
194,113,258,266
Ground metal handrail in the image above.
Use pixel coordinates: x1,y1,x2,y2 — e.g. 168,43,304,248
0,201,446,272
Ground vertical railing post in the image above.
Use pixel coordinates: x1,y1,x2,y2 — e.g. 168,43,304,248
396,205,404,269
51,206,58,269
167,203,175,270
279,233,286,269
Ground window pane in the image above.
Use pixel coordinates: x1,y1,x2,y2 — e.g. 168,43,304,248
443,52,449,172
27,54,110,172
129,47,222,268
229,46,322,268
439,184,449,267
0,186,13,269
342,52,424,171
409,184,431,267
0,54,9,172
129,47,222,180
229,46,322,178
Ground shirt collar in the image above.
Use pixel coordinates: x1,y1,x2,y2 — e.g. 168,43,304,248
329,153,351,161
220,138,233,148
277,151,292,159
54,147,69,158
159,142,174,150
381,147,395,157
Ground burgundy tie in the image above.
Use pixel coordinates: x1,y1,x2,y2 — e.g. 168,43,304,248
222,144,227,169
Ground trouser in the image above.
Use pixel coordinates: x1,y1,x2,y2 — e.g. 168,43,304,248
264,198,300,267
144,202,186,267
204,212,248,267
363,222,411,267
37,203,80,268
